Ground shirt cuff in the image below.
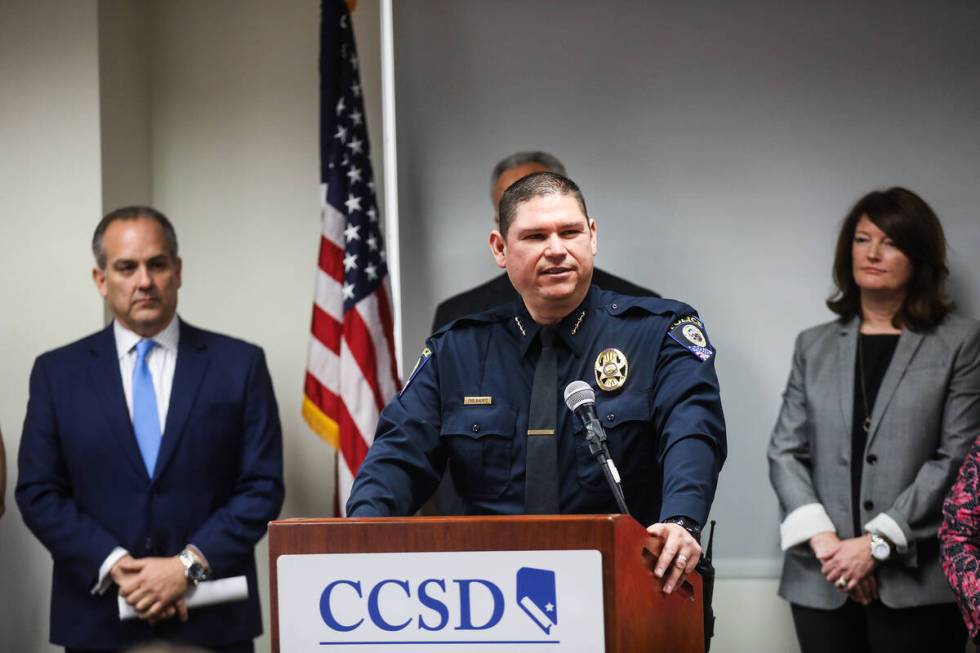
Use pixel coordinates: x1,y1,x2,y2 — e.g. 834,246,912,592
91,547,129,595
185,543,210,571
780,503,836,550
864,513,909,553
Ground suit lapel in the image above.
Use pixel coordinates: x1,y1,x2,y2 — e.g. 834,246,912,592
88,324,149,480
154,320,209,481
866,329,925,448
837,319,858,436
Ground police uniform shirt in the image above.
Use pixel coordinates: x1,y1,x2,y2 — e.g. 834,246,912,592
347,286,727,527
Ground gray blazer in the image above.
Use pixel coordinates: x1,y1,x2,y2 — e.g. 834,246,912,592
768,314,980,609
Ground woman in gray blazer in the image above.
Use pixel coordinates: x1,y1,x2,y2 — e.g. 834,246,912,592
768,187,980,653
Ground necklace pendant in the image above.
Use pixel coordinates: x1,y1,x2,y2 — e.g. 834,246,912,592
863,416,871,433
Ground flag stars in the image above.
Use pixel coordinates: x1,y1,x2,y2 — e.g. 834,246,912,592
364,264,378,281
334,125,348,142
343,253,358,271
351,82,361,97
350,54,358,70
346,166,363,183
366,235,378,252
344,224,361,242
545,603,554,612
349,110,363,126
336,97,346,115
347,137,363,154
345,194,362,213
342,282,355,300
366,207,377,223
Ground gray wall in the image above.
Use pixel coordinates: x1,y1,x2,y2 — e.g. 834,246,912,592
393,0,980,574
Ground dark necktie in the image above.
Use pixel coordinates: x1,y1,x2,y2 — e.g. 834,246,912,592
525,326,560,514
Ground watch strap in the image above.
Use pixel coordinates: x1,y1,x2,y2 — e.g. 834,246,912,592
664,515,702,542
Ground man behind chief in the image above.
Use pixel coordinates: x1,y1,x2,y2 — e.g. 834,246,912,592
430,151,657,331
16,207,284,652
349,173,726,592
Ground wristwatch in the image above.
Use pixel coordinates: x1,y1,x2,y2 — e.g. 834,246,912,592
179,548,211,586
869,532,891,561
663,515,702,542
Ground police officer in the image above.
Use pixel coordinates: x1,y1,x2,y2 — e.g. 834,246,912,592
347,172,726,595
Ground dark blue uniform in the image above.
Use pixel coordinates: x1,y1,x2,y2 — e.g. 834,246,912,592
347,286,726,527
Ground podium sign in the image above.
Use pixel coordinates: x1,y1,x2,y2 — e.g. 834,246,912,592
277,549,605,652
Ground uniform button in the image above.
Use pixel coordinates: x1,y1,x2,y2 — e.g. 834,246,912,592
863,500,874,511
866,454,877,465
606,413,615,422
611,303,618,309
472,424,479,433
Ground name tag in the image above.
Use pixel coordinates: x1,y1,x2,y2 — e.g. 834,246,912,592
464,396,493,405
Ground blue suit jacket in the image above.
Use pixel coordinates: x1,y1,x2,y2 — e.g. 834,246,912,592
16,320,284,649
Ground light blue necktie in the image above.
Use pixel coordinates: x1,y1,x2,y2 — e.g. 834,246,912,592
132,339,162,476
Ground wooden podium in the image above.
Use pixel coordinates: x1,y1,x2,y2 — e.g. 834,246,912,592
268,514,703,653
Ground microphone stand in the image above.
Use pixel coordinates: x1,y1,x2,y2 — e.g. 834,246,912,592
583,420,630,515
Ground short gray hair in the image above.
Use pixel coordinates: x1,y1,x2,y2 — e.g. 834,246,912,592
490,151,566,196
92,206,178,269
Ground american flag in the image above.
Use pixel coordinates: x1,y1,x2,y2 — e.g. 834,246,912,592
303,0,400,516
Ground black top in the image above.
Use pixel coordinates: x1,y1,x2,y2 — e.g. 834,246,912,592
851,333,900,535
430,267,659,333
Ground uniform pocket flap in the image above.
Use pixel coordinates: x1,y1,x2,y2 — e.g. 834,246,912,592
442,403,517,439
580,391,651,430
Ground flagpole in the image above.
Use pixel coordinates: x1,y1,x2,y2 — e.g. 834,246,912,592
379,0,402,375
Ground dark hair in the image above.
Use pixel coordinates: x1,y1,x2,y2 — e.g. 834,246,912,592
490,151,566,197
497,172,588,238
827,187,953,331
92,206,179,269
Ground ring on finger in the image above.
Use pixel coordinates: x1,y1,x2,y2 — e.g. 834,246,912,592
676,554,689,565
835,577,848,590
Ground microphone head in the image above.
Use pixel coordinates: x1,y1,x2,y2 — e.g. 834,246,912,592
564,380,595,412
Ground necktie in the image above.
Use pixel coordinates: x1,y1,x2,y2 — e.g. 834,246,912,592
132,339,162,477
525,327,560,514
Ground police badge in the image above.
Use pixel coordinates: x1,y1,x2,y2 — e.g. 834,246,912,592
594,348,628,391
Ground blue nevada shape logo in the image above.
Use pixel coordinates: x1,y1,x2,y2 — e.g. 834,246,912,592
516,567,558,634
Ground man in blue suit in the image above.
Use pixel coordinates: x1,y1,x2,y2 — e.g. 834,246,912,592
16,206,284,652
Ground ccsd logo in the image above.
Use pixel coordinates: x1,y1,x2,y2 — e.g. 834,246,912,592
318,567,559,637
517,567,558,634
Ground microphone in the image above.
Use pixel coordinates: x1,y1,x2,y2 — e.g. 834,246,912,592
563,381,630,515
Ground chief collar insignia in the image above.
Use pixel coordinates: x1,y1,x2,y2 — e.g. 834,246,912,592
400,345,432,395
595,347,628,391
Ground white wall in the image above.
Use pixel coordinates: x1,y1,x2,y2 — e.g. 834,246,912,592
0,1,103,651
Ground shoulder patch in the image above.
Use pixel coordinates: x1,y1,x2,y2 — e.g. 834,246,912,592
667,315,714,361
400,345,433,395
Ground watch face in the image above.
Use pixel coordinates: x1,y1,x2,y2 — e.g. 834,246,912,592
871,540,890,560
189,561,209,581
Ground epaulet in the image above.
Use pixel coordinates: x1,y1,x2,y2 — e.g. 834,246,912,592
602,295,695,320
430,305,512,338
